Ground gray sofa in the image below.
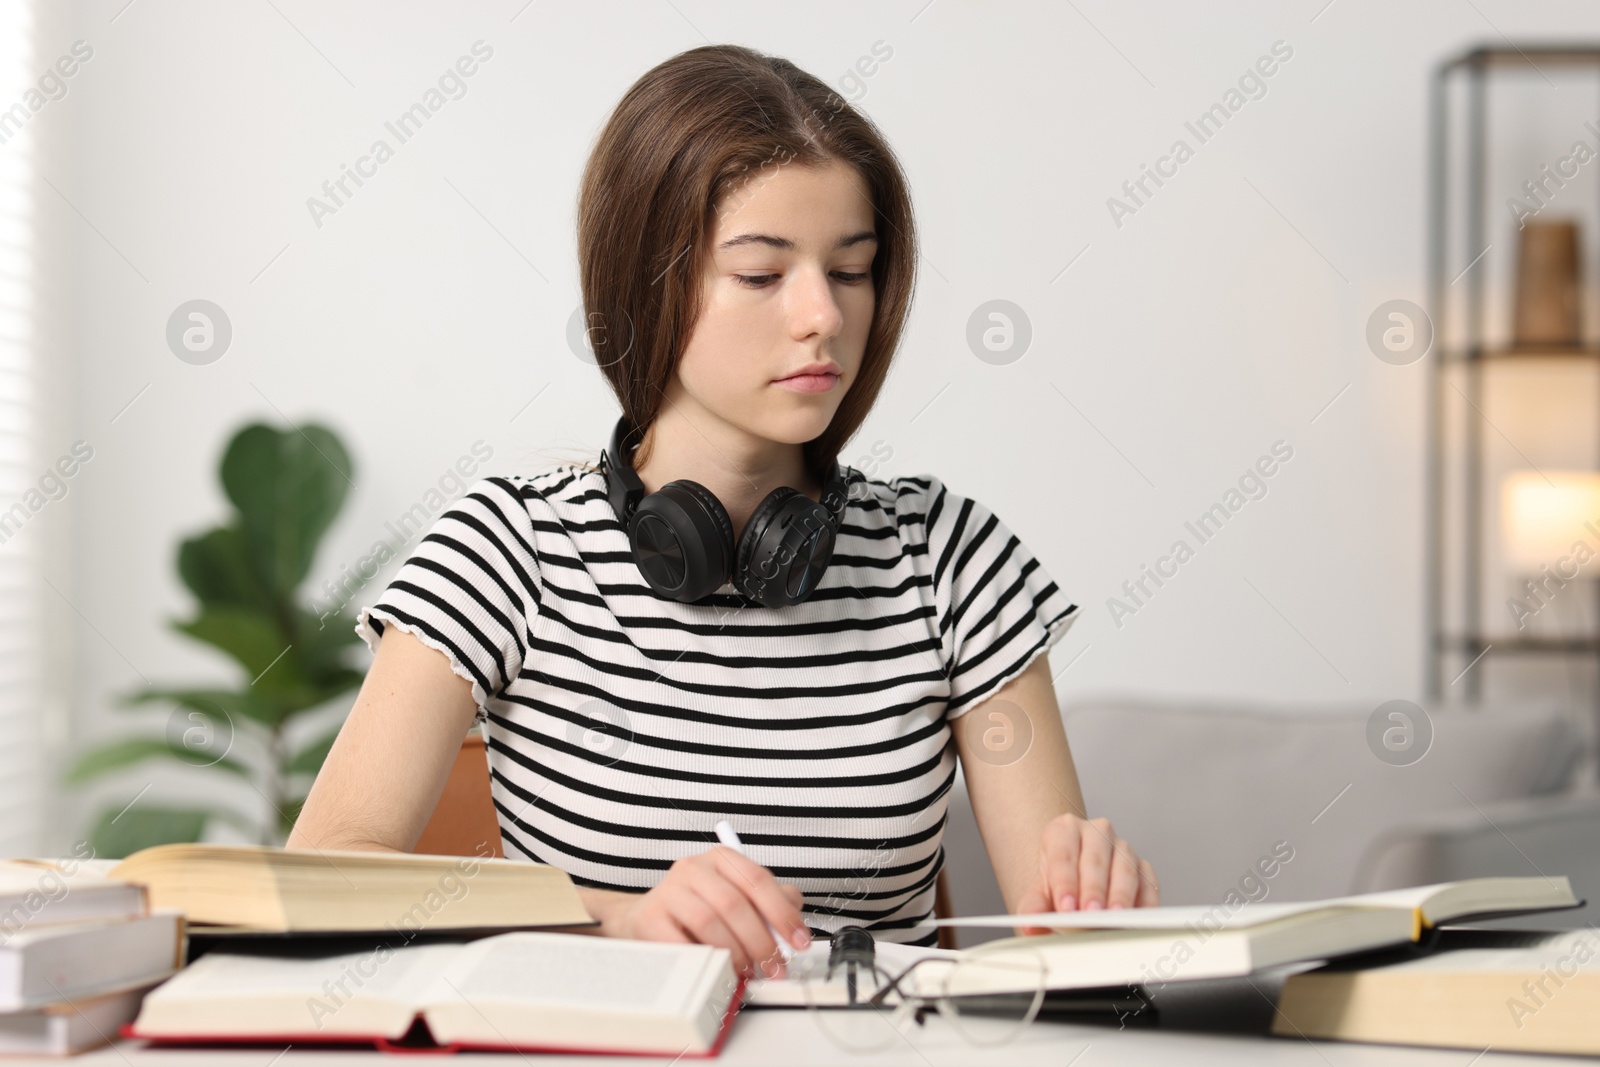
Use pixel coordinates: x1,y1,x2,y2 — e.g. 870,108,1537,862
941,696,1599,945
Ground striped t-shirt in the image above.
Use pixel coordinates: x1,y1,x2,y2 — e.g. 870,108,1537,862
356,462,1078,946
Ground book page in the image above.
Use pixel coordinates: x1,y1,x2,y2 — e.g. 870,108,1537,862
933,877,1578,931
1319,877,1576,922
163,942,462,1001
133,941,467,1039
932,901,1359,930
64,859,122,879
426,932,720,1016
0,860,120,888
1317,883,1452,909
418,934,733,1053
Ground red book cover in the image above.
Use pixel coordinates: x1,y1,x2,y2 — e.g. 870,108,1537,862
118,972,748,1058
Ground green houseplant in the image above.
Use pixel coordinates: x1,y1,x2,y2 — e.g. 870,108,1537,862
68,422,366,856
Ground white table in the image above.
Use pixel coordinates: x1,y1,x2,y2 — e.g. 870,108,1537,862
61,1007,1566,1066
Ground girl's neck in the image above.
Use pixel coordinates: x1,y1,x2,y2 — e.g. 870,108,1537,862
632,405,821,544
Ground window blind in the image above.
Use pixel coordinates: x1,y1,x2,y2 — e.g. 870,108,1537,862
0,0,39,857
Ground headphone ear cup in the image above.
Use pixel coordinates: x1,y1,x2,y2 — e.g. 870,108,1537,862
629,479,735,602
734,487,799,601
736,488,841,607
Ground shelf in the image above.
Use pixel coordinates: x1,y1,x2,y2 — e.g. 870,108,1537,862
1441,44,1600,71
1436,634,1600,655
1425,43,1600,716
1438,344,1600,364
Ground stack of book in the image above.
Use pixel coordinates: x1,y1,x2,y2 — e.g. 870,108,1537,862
0,856,184,1056
911,875,1594,1056
13,841,1590,1058
85,843,742,1057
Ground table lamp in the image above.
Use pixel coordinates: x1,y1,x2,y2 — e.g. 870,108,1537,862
1501,471,1600,573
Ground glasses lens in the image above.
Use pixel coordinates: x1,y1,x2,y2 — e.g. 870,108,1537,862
928,948,1048,1047
792,954,905,1053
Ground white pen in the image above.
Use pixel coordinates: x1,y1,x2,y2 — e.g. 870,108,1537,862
712,819,798,963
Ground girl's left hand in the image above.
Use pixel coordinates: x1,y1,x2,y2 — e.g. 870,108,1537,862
1012,814,1159,935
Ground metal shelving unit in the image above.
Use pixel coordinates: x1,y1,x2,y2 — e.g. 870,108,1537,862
1426,45,1600,721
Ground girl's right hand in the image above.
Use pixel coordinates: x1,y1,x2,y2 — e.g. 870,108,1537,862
600,845,811,979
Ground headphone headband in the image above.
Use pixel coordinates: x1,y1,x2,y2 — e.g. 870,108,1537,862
604,414,849,518
600,413,854,606
605,414,647,525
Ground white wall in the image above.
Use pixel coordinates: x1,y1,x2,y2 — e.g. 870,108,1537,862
32,0,1600,849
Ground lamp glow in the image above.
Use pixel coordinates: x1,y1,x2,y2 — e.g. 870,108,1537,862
1501,471,1600,573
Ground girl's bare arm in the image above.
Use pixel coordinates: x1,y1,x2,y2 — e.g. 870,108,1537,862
289,628,645,930
953,656,1159,930
288,625,481,855
286,627,805,977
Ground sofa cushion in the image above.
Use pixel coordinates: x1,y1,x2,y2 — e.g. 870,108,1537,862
1359,789,1600,930
1064,698,1585,905
940,697,1589,933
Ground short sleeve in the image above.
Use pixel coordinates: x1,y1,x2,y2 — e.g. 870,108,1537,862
921,475,1079,721
354,477,541,724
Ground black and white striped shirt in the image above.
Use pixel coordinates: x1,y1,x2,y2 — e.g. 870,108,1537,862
356,463,1078,945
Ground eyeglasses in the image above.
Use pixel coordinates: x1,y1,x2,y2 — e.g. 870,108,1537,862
789,925,1048,1052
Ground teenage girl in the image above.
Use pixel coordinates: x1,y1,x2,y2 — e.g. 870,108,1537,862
290,43,1157,984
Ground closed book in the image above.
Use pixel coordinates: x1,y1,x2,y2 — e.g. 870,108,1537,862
0,985,157,1057
125,931,744,1056
0,911,184,1012
0,861,147,935
97,843,592,935
1273,927,1600,1056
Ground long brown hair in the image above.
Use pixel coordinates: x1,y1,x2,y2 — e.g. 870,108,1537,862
576,43,917,484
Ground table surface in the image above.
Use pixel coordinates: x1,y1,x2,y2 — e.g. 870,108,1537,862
62,1001,1568,1067
46,959,1570,1066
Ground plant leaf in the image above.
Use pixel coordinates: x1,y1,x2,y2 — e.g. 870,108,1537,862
173,606,289,682
124,687,277,730
220,423,352,596
246,667,365,721
129,678,361,730
66,737,251,784
209,808,261,838
292,608,364,684
292,671,365,710
87,806,214,859
176,525,273,613
279,795,307,838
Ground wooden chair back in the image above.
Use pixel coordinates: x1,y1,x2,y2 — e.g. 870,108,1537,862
414,732,504,858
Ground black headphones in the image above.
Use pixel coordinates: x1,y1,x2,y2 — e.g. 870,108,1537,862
599,414,854,608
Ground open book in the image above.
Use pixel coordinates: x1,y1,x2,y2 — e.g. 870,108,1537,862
922,877,1581,993
125,931,745,1056
76,843,593,935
